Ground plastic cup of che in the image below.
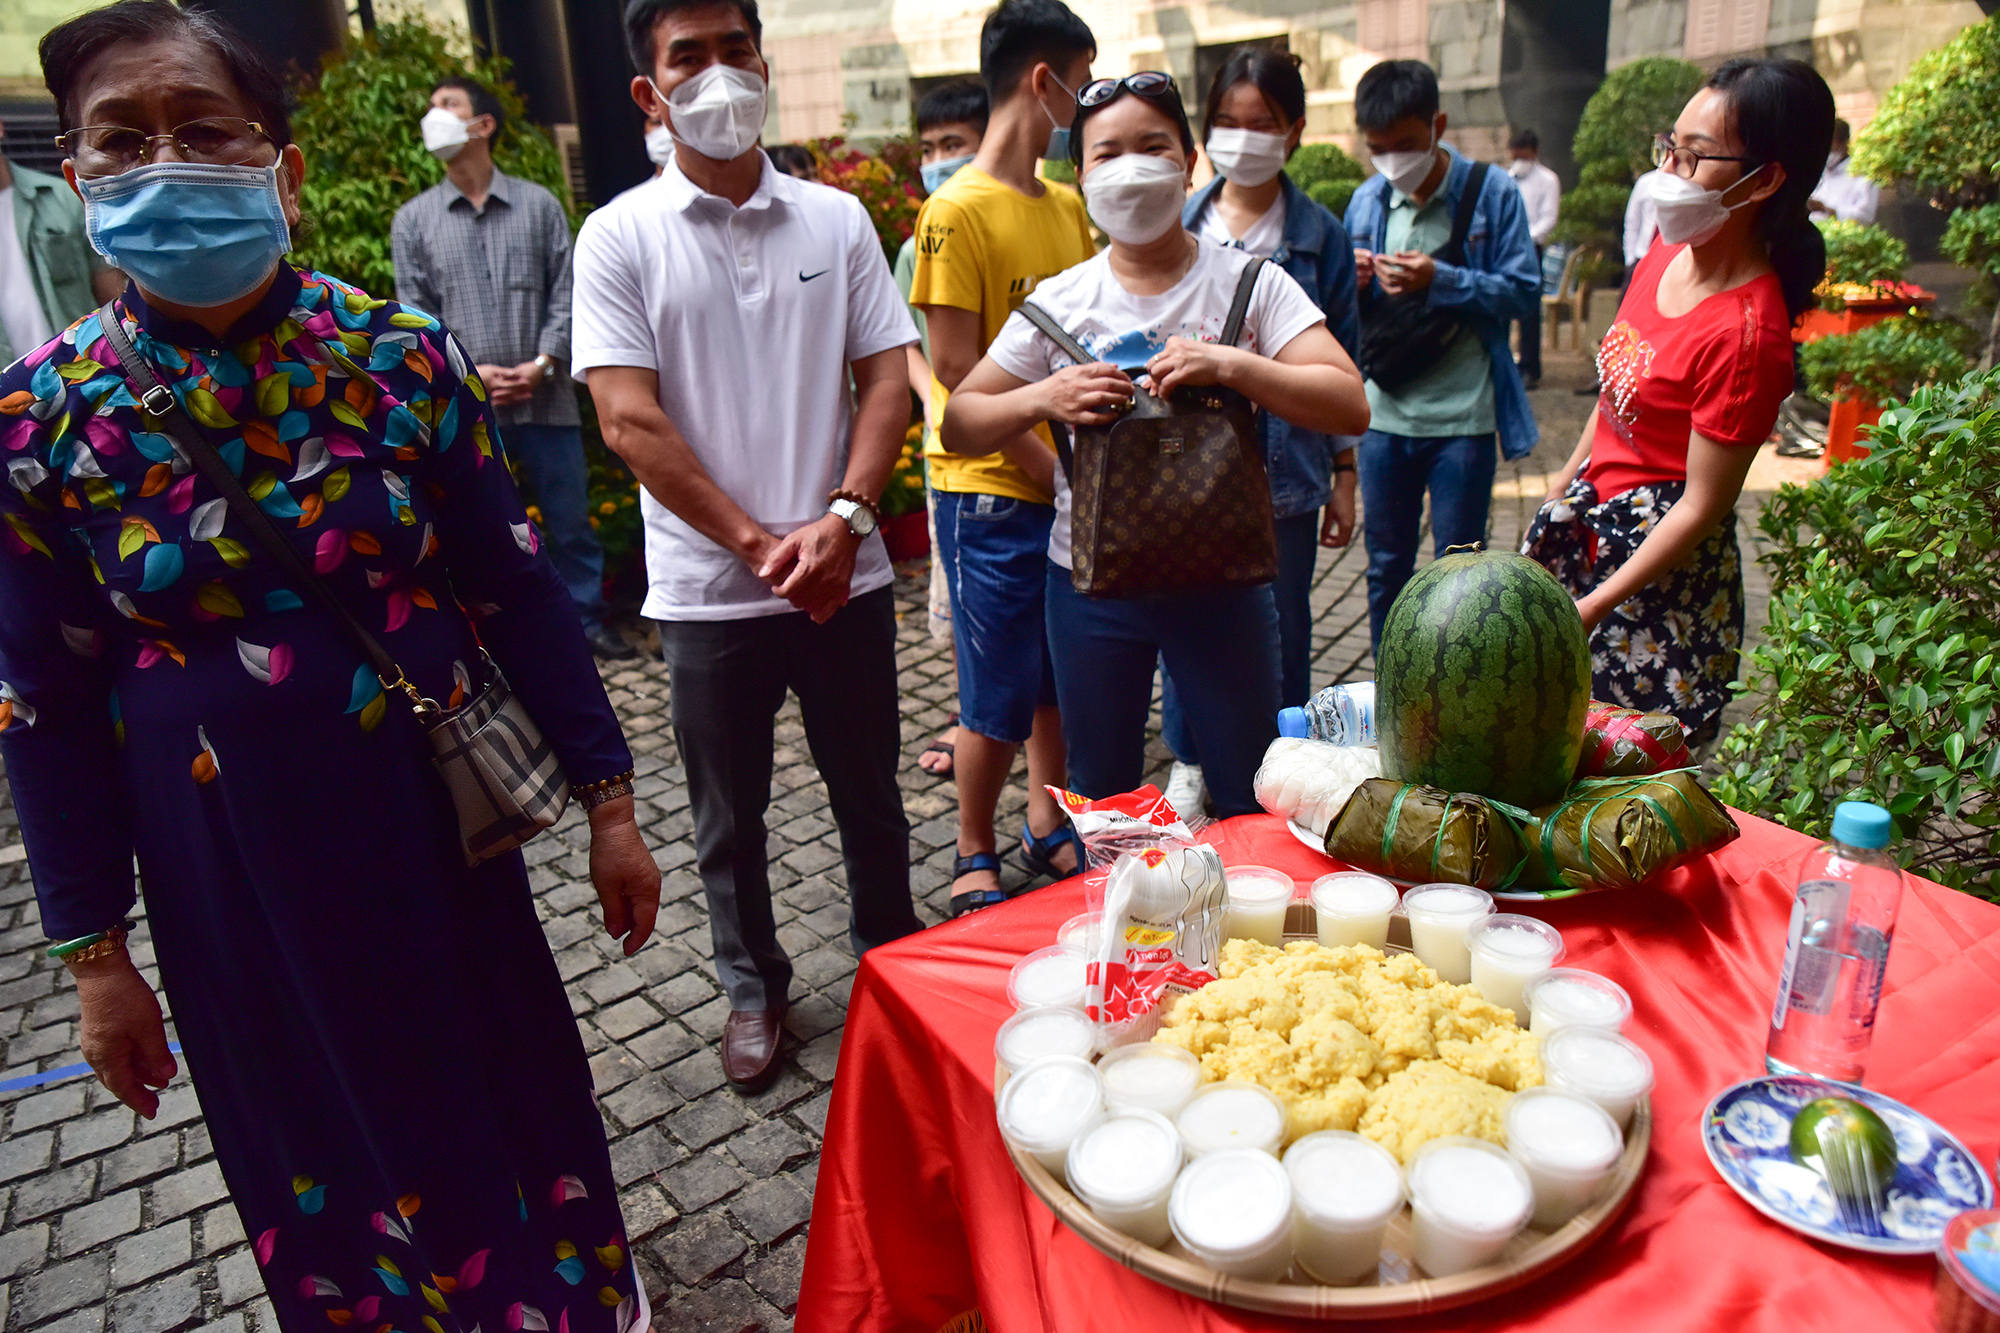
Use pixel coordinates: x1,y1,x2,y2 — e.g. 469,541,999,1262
1224,865,1295,946
1401,884,1495,984
1097,1042,1202,1118
1169,1147,1297,1281
1524,968,1633,1037
1539,1027,1655,1130
1406,1136,1535,1277
1503,1087,1626,1229
1283,1131,1406,1284
1309,872,1401,950
1007,943,1088,1012
1175,1079,1289,1158
1058,910,1104,954
1065,1109,1184,1247
994,1005,1097,1076
1464,914,1566,1020
994,1055,1104,1185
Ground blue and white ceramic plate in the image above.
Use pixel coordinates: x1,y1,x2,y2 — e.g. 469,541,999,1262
1702,1075,1993,1254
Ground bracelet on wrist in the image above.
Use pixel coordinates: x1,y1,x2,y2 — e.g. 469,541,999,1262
49,921,134,966
574,769,637,811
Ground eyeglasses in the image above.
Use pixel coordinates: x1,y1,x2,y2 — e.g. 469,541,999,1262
58,117,276,178
1077,71,1181,108
1651,132,1757,179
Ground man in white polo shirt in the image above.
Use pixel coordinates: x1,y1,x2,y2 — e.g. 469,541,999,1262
573,0,922,1094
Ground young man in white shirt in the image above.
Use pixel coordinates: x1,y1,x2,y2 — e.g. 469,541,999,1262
573,0,922,1094
1809,119,1879,224
1506,128,1560,389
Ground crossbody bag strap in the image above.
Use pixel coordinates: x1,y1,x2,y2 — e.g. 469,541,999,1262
1219,256,1265,348
1017,299,1096,485
1438,161,1490,267
92,302,417,701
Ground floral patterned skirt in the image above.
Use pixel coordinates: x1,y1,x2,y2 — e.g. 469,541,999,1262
1521,475,1744,746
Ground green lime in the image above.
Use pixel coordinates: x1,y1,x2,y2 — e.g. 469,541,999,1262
1790,1096,1898,1202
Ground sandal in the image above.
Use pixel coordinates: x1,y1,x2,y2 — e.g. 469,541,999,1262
949,851,1009,918
917,714,959,779
1017,819,1084,883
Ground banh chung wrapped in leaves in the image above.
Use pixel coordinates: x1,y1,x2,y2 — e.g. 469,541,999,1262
1323,778,1527,890
1576,701,1692,779
1522,769,1739,894
1254,737,1382,837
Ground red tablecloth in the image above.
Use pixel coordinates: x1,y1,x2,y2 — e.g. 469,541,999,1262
797,812,2000,1332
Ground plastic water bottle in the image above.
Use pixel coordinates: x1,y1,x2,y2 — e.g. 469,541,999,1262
1277,682,1377,746
1765,801,1904,1085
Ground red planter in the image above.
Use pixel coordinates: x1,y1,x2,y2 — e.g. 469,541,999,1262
881,509,930,563
1824,393,1885,470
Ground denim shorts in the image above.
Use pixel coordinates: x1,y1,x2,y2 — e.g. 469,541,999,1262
934,490,1058,744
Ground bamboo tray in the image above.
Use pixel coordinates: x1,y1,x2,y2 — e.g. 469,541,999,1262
1001,904,1651,1318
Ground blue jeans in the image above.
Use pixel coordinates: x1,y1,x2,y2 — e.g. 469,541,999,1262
1046,566,1279,819
508,423,606,629
1162,510,1318,763
934,491,1058,744
1358,430,1497,653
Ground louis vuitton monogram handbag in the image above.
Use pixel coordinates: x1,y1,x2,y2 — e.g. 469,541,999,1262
1020,257,1278,599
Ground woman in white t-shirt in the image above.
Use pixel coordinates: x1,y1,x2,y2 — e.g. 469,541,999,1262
941,73,1369,817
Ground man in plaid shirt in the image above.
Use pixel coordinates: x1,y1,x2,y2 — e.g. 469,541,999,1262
391,77,637,659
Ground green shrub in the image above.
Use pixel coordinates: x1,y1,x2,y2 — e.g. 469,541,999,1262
1941,203,2000,370
1555,58,1705,280
1286,142,1366,195
1711,369,2000,901
1307,179,1358,220
1817,221,1909,308
1851,15,2000,212
1799,315,1971,403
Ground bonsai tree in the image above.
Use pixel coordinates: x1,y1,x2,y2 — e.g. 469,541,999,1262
1816,220,1910,309
1852,15,2000,369
1554,57,1705,283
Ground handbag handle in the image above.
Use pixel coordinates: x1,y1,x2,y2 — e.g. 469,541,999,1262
91,302,431,711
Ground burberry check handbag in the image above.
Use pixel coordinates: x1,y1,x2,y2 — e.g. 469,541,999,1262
1020,258,1278,598
96,303,568,866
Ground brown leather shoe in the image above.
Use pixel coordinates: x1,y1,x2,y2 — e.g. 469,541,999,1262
721,1006,787,1093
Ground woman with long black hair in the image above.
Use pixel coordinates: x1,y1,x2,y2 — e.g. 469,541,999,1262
1523,58,1835,745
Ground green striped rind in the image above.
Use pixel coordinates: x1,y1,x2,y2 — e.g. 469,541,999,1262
1376,551,1591,809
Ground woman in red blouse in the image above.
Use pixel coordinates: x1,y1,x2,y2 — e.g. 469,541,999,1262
1525,57,1835,744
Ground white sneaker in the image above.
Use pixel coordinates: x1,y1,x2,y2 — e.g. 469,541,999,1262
1164,761,1206,822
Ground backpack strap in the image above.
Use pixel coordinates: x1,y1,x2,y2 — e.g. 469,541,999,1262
1438,161,1490,267
1016,300,1091,485
1219,256,1266,348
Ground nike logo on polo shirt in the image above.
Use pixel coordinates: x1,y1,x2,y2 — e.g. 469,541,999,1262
799,269,829,282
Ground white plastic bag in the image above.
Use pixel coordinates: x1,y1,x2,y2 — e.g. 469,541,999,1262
1253,737,1381,838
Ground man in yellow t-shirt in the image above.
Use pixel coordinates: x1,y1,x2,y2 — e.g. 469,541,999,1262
911,0,1098,917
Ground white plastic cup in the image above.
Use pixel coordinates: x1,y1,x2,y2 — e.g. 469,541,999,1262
1309,873,1401,950
1224,865,1295,946
1175,1080,1289,1157
1465,914,1566,1020
1401,884,1496,984
1539,1027,1655,1130
1097,1042,1202,1118
1169,1148,1296,1281
1058,910,1104,954
995,1055,1104,1184
1283,1131,1406,1284
994,1005,1097,1076
1007,944,1088,1011
1406,1136,1535,1277
1503,1087,1625,1230
1523,968,1633,1037
1065,1109,1184,1246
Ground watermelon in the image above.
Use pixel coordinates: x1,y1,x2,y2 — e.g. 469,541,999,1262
1376,550,1591,810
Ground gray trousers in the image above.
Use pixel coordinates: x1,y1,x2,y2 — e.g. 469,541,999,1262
657,587,918,1010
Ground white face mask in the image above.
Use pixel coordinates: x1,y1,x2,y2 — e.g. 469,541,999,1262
659,64,767,163
421,106,473,161
1647,167,1760,247
1507,157,1534,180
1371,129,1438,196
1205,127,1289,188
1082,153,1189,245
644,125,675,165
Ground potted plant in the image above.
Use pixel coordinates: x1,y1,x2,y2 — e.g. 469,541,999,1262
879,423,931,563
1799,314,1971,466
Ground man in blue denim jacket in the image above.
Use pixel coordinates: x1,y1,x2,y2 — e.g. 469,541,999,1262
1344,60,1541,652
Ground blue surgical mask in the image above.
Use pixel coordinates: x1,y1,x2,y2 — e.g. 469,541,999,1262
921,154,973,194
76,161,292,309
1043,72,1078,163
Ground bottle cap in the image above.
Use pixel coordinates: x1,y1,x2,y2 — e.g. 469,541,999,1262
1277,707,1310,738
1831,800,1891,850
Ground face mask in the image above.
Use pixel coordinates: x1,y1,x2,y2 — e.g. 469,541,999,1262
77,161,291,309
1083,153,1188,246
660,64,767,162
1042,71,1078,162
1205,127,1288,187
421,106,472,161
921,154,973,194
1507,158,1533,180
1372,130,1437,196
1647,167,1760,247
645,125,675,166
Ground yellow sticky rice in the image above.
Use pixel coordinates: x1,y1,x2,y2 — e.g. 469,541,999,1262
1153,938,1542,1162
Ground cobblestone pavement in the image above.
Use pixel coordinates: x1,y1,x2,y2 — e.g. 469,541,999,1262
0,335,1810,1333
